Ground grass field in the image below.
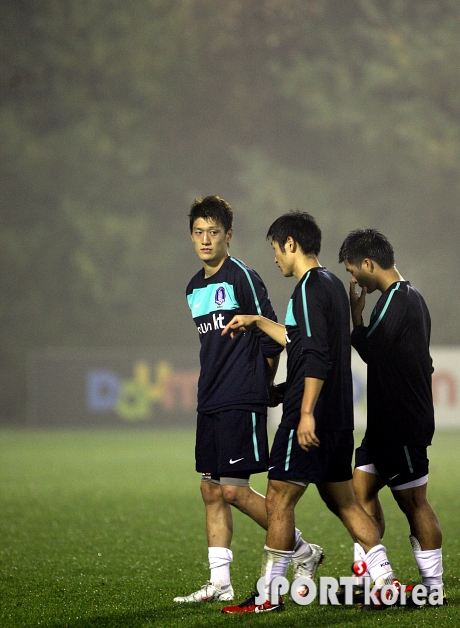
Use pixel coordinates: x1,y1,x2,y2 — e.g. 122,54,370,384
0,428,459,627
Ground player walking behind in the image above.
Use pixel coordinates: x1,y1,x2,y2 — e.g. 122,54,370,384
338,228,445,606
174,197,323,603
221,212,399,613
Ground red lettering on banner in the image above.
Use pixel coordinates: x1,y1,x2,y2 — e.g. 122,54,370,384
432,371,457,406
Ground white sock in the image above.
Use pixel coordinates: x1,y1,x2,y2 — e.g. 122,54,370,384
363,544,395,588
410,535,443,587
260,545,293,602
293,528,311,559
354,542,371,584
208,547,233,588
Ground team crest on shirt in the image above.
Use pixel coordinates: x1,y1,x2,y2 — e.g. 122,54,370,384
215,286,226,306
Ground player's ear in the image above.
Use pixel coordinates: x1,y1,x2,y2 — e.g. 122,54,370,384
286,236,295,251
226,228,233,244
362,258,374,272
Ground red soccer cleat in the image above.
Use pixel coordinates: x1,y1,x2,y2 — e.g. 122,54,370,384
360,579,401,611
222,594,284,614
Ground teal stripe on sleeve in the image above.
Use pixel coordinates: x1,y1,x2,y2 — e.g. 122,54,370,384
301,272,312,337
230,258,262,315
285,299,297,326
187,283,238,318
367,282,400,338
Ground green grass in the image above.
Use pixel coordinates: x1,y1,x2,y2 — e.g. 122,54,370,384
0,429,458,627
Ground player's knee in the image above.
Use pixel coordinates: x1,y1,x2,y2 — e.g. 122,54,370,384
265,482,281,514
200,480,223,505
265,481,296,515
221,485,247,506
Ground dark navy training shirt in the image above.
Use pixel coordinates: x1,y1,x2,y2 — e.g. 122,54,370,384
186,256,283,414
281,267,354,431
351,281,434,448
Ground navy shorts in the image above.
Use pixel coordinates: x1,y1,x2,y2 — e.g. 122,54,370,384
268,427,354,484
355,437,429,488
195,409,269,476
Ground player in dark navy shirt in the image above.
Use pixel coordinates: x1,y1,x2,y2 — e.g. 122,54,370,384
221,213,398,613
174,197,320,604
280,266,354,435
339,228,445,605
187,254,281,414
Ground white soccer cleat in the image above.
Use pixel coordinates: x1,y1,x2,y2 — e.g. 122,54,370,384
173,581,234,603
292,543,325,581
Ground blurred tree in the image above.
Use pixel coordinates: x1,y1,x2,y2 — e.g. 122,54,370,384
232,0,460,340
1,0,459,421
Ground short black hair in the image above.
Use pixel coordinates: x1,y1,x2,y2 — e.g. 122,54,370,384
266,211,321,256
189,196,233,233
338,229,395,269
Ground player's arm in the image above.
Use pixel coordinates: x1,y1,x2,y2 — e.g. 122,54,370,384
222,314,287,347
297,377,323,451
233,265,284,355
349,278,367,328
265,353,280,385
349,278,369,362
293,278,329,449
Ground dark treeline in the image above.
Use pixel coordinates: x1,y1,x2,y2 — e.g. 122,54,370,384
1,0,460,422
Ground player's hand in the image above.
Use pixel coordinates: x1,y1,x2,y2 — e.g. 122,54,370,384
349,278,367,327
221,315,258,339
268,382,286,407
297,412,320,451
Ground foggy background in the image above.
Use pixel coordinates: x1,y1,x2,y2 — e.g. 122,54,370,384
2,0,460,425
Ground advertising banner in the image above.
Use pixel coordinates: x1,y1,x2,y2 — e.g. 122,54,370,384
268,347,460,430
27,346,459,429
27,348,200,427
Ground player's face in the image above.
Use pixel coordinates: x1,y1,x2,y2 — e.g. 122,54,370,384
191,218,232,266
344,260,378,293
271,240,294,277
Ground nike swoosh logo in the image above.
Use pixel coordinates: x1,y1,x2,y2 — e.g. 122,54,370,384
255,606,279,613
268,466,275,470
388,473,400,481
193,302,202,308
229,458,244,464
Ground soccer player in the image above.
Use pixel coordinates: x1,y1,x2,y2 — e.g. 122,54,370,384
338,228,446,606
174,197,323,603
220,212,399,613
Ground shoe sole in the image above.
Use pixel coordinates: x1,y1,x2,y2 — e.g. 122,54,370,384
173,592,234,603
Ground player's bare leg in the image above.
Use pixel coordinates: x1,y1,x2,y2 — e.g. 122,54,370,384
173,481,235,602
201,480,233,547
233,479,307,609
392,484,442,550
392,484,444,602
221,484,268,529
353,468,386,538
318,480,398,592
317,480,382,552
265,479,306,549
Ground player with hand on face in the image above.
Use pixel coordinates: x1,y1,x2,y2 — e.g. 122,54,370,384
338,228,446,607
220,212,399,614
174,197,323,604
